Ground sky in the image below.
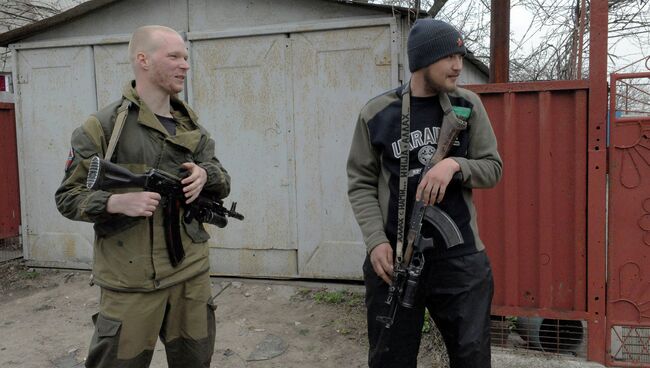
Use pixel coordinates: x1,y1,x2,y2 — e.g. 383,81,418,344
2,0,648,75
509,2,647,73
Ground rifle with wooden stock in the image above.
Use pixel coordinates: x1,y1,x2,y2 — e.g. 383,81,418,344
372,103,470,360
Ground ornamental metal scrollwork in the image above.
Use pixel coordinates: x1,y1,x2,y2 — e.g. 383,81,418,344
612,262,650,323
615,123,650,189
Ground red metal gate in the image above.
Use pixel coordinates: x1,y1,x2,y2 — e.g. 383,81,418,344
468,79,606,362
0,102,20,239
607,67,650,367
466,1,609,364
471,81,589,322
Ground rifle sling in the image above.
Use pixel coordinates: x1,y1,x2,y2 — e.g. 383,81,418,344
104,99,132,161
396,83,458,265
396,82,411,264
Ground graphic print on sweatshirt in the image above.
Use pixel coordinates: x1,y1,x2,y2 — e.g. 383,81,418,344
367,91,477,258
390,124,462,177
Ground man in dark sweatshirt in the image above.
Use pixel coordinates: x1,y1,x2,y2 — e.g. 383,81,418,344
347,19,502,368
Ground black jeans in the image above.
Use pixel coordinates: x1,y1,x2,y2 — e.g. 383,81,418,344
364,251,494,368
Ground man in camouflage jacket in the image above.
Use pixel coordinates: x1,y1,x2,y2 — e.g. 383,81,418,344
55,25,230,368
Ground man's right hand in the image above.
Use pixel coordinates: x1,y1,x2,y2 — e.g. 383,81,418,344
370,242,394,285
106,192,161,217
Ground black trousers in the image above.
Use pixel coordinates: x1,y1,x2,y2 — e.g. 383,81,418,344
364,251,494,368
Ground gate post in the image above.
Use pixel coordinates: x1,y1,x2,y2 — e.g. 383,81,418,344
586,0,609,364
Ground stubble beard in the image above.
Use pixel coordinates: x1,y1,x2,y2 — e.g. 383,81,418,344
423,72,456,95
152,68,183,95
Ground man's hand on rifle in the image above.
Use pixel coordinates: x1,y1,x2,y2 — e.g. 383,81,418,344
106,192,161,217
180,162,207,204
370,243,394,285
416,158,460,205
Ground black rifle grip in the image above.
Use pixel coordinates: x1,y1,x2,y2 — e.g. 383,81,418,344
163,197,185,267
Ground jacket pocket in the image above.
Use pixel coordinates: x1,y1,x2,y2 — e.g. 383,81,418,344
94,215,142,237
92,313,122,337
182,218,210,243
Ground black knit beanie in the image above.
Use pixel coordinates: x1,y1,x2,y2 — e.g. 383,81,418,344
407,19,466,72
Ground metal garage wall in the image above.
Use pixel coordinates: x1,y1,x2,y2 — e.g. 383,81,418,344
189,33,298,277
291,24,396,278
93,43,131,107
188,19,397,278
13,46,97,267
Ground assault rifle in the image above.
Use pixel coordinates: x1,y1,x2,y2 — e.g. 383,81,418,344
372,105,470,362
86,156,243,266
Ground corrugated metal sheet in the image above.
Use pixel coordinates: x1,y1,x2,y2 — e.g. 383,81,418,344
468,81,589,317
0,102,20,239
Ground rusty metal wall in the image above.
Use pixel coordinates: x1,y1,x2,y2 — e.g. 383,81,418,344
468,81,589,317
608,71,650,367
0,102,20,240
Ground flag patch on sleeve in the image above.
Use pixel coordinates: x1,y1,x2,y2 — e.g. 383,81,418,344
65,148,75,172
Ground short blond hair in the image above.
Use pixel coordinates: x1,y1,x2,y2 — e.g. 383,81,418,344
127,25,180,66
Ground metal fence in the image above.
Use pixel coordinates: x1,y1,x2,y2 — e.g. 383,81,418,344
0,237,21,263
490,315,588,360
0,101,21,263
607,67,650,367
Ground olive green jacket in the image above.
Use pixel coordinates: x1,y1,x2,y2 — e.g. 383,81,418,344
55,82,231,291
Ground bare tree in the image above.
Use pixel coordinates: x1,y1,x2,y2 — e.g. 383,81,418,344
372,0,650,81
0,1,83,72
1,1,66,30
607,0,650,71
613,77,650,117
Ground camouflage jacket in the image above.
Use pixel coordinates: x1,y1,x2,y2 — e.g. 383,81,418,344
55,81,231,291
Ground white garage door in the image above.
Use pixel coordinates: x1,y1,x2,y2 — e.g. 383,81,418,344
189,22,396,278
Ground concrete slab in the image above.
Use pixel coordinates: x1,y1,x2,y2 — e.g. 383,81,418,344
493,347,606,368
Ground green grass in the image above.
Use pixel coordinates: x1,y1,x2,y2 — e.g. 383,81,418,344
312,289,364,307
20,270,40,279
313,289,346,304
422,309,432,333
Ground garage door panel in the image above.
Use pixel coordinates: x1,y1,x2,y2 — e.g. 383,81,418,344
16,46,97,266
190,35,296,255
292,26,394,278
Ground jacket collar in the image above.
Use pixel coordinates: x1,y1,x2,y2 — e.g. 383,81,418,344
121,81,203,152
400,80,454,115
122,81,200,135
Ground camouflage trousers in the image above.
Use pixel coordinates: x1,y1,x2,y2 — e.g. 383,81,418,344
85,272,216,368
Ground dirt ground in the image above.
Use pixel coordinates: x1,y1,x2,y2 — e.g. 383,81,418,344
0,259,447,368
